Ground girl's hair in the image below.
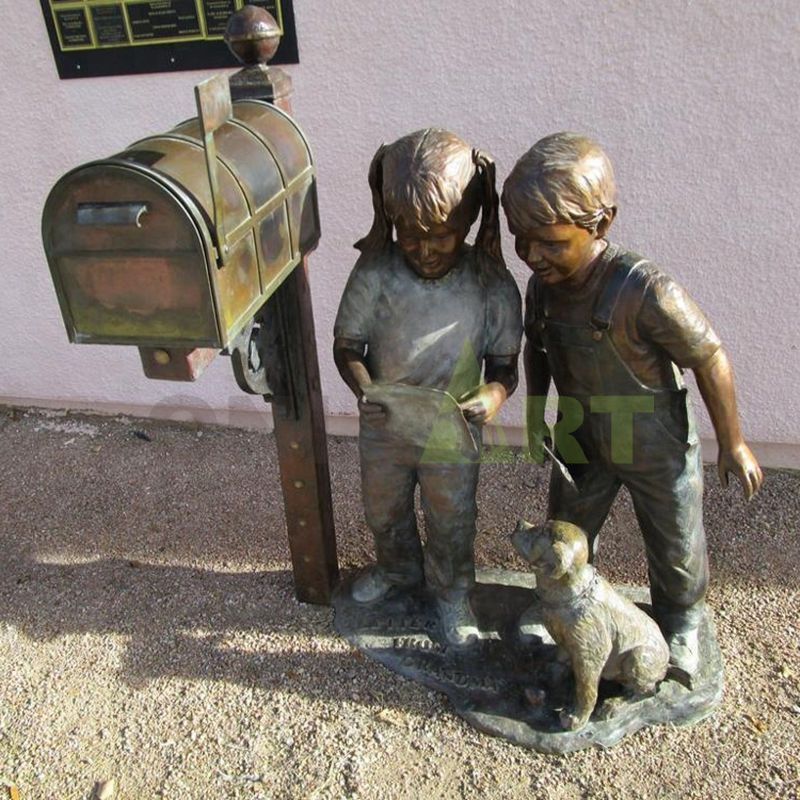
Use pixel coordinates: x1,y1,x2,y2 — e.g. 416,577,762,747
355,128,504,274
501,132,616,234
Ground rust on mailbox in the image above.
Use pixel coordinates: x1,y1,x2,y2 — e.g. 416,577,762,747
42,79,320,380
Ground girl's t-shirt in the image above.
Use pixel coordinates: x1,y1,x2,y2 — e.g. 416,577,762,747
334,244,522,399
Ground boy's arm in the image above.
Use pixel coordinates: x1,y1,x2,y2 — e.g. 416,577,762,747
459,355,518,424
693,347,763,499
635,270,762,498
525,340,552,462
332,337,385,420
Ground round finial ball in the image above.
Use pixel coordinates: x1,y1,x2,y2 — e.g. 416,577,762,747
225,5,282,66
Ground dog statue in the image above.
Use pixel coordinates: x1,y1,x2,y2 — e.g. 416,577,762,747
512,519,670,731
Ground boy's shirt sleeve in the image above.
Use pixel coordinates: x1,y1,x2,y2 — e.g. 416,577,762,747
486,271,523,357
636,271,722,369
333,257,381,345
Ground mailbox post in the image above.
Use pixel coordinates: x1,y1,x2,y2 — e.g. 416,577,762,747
225,7,339,606
42,7,339,605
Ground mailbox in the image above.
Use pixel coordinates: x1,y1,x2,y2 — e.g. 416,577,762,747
39,5,339,609
42,76,320,381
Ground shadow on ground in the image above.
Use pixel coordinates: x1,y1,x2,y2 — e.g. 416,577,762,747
3,555,379,703
1,408,798,713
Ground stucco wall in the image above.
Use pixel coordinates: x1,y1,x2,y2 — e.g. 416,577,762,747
2,2,798,463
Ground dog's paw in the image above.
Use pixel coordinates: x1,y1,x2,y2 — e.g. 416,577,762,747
559,709,589,731
595,695,626,721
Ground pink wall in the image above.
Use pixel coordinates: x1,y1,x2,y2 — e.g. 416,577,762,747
2,2,798,464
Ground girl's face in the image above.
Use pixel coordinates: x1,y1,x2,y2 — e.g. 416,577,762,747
395,206,472,280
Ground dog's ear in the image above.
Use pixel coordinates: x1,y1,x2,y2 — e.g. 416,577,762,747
551,521,590,571
550,541,575,579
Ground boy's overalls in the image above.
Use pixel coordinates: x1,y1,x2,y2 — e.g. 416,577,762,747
528,244,709,635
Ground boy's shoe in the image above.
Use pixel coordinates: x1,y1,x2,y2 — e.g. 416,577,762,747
666,627,700,686
436,593,480,647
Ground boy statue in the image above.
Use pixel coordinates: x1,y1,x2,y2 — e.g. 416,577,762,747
501,132,763,678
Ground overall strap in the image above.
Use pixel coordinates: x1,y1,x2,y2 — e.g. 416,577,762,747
526,276,546,329
535,276,545,320
591,250,649,331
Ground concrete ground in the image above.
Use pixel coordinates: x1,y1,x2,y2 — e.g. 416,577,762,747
0,407,798,800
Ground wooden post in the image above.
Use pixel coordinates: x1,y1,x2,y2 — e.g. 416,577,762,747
228,10,339,604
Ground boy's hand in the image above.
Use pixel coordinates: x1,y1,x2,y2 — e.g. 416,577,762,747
459,382,507,425
527,419,552,465
718,441,763,500
694,347,763,500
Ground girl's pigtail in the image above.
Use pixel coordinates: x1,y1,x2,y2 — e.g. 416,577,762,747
473,149,505,275
354,144,392,255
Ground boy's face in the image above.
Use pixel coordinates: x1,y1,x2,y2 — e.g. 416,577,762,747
513,222,602,286
395,210,471,280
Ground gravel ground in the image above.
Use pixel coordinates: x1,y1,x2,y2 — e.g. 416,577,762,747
0,407,798,800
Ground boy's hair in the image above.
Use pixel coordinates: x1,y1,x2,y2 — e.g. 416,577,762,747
355,128,504,271
501,132,616,234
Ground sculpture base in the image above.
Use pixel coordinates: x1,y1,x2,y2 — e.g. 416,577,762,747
332,569,723,753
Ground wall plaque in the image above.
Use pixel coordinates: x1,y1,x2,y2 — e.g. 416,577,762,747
40,0,298,79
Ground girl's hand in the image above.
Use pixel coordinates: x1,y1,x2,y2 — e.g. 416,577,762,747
459,382,507,424
358,395,387,424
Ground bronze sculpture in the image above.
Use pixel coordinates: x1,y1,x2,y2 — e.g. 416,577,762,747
333,129,522,645
502,132,763,680
331,130,736,750
512,520,670,731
